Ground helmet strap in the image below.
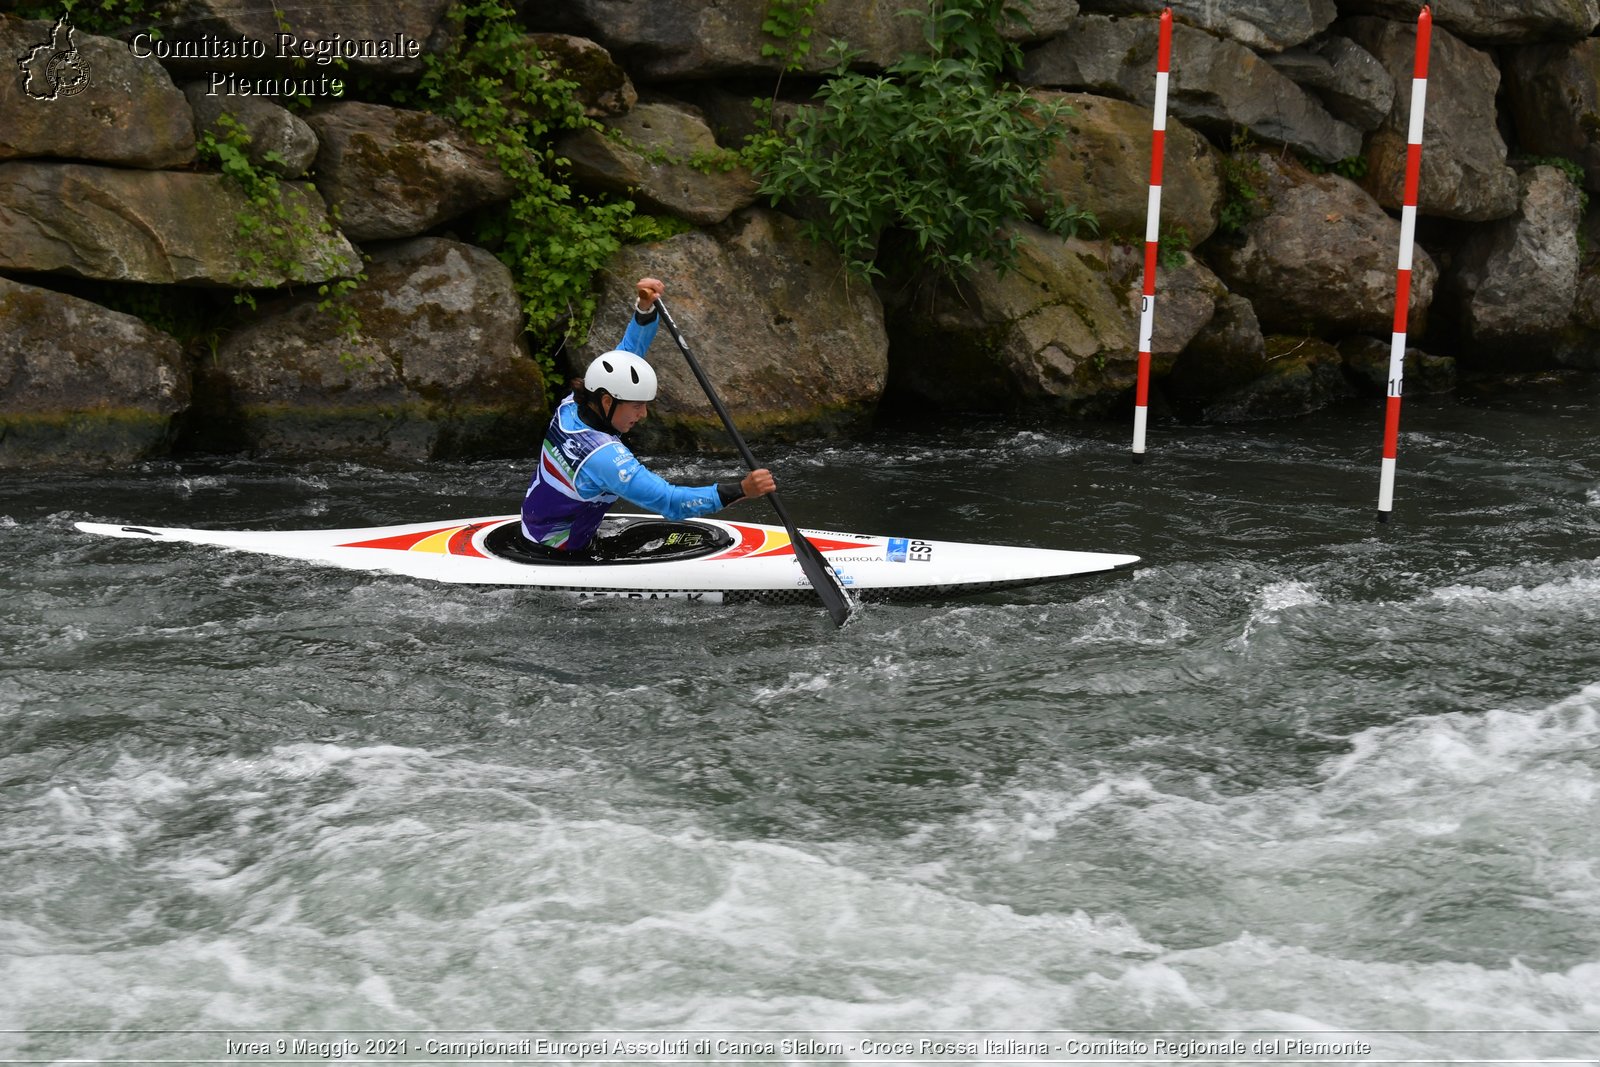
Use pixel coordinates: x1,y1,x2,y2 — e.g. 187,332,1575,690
579,390,623,436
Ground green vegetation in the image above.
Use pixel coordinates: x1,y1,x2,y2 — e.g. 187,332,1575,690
760,0,822,75
395,0,678,381
1159,224,1192,269
749,0,1094,280
13,0,166,35
1219,130,1270,234
1303,154,1370,181
194,112,367,358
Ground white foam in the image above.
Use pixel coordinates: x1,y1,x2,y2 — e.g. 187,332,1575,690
752,672,834,703
1237,579,1326,646
1430,572,1600,608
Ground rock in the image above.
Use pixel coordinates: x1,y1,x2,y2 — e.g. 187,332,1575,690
1335,0,1600,44
305,102,515,242
183,83,318,178
1573,209,1600,358
144,0,451,74
1266,33,1395,131
1503,41,1600,194
528,33,637,117
1107,246,1225,361
578,209,887,449
1575,270,1600,333
1339,336,1456,395
1207,151,1439,335
0,15,195,168
0,161,359,286
558,102,759,226
1453,167,1583,351
1201,335,1354,422
1551,320,1600,370
203,238,546,461
667,84,805,149
0,277,188,469
1076,0,1336,52
1164,292,1270,405
521,0,1078,79
1019,16,1362,163
884,225,1144,416
1032,92,1223,247
1344,17,1520,222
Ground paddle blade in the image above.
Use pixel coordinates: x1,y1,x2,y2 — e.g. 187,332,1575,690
793,530,854,627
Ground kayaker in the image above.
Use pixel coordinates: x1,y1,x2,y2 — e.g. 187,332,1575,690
519,277,777,554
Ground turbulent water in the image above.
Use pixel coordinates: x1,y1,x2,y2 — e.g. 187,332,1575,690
3,385,1598,1065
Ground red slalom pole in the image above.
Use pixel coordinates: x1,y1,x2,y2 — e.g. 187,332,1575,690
1131,7,1172,464
1377,5,1432,522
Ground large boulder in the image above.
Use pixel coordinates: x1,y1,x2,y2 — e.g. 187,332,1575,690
0,16,195,168
885,225,1151,417
1032,92,1223,247
528,33,637,117
305,102,515,242
1503,41,1600,194
0,162,358,287
183,83,319,179
1163,292,1269,408
1335,0,1600,44
1452,167,1583,352
1076,0,1336,52
521,0,1079,79
1107,246,1226,364
200,239,546,461
1340,336,1456,395
1345,17,1520,222
0,278,189,469
1207,151,1438,335
1020,16,1362,163
558,102,760,226
578,209,888,449
1266,32,1395,131
1198,336,1354,422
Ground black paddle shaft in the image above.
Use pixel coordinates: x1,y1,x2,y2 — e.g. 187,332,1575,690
653,299,853,627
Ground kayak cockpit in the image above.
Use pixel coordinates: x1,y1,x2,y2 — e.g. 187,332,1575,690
480,516,735,566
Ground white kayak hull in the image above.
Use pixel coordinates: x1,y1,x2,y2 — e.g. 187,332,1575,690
74,514,1139,603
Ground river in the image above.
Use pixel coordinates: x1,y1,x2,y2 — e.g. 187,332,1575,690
2,384,1597,1065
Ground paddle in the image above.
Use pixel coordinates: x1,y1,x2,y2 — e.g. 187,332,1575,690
653,298,854,628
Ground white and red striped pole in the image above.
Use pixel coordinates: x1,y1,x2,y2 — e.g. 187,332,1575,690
1377,5,1432,522
1132,7,1172,464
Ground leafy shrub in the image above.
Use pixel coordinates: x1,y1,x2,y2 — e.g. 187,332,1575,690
751,0,1094,280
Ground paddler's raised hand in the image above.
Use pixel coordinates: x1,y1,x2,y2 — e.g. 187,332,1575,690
636,277,664,313
742,468,776,500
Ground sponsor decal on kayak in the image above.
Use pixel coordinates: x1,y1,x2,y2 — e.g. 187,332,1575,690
887,537,933,562
796,574,855,588
575,591,721,601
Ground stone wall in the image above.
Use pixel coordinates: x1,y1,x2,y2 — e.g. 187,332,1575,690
2,0,1597,468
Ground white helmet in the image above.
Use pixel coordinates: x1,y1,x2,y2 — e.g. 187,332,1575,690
583,350,657,401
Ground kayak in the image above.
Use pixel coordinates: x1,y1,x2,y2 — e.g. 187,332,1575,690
73,514,1140,604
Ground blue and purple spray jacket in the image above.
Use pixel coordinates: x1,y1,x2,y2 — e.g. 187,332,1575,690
519,310,727,551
